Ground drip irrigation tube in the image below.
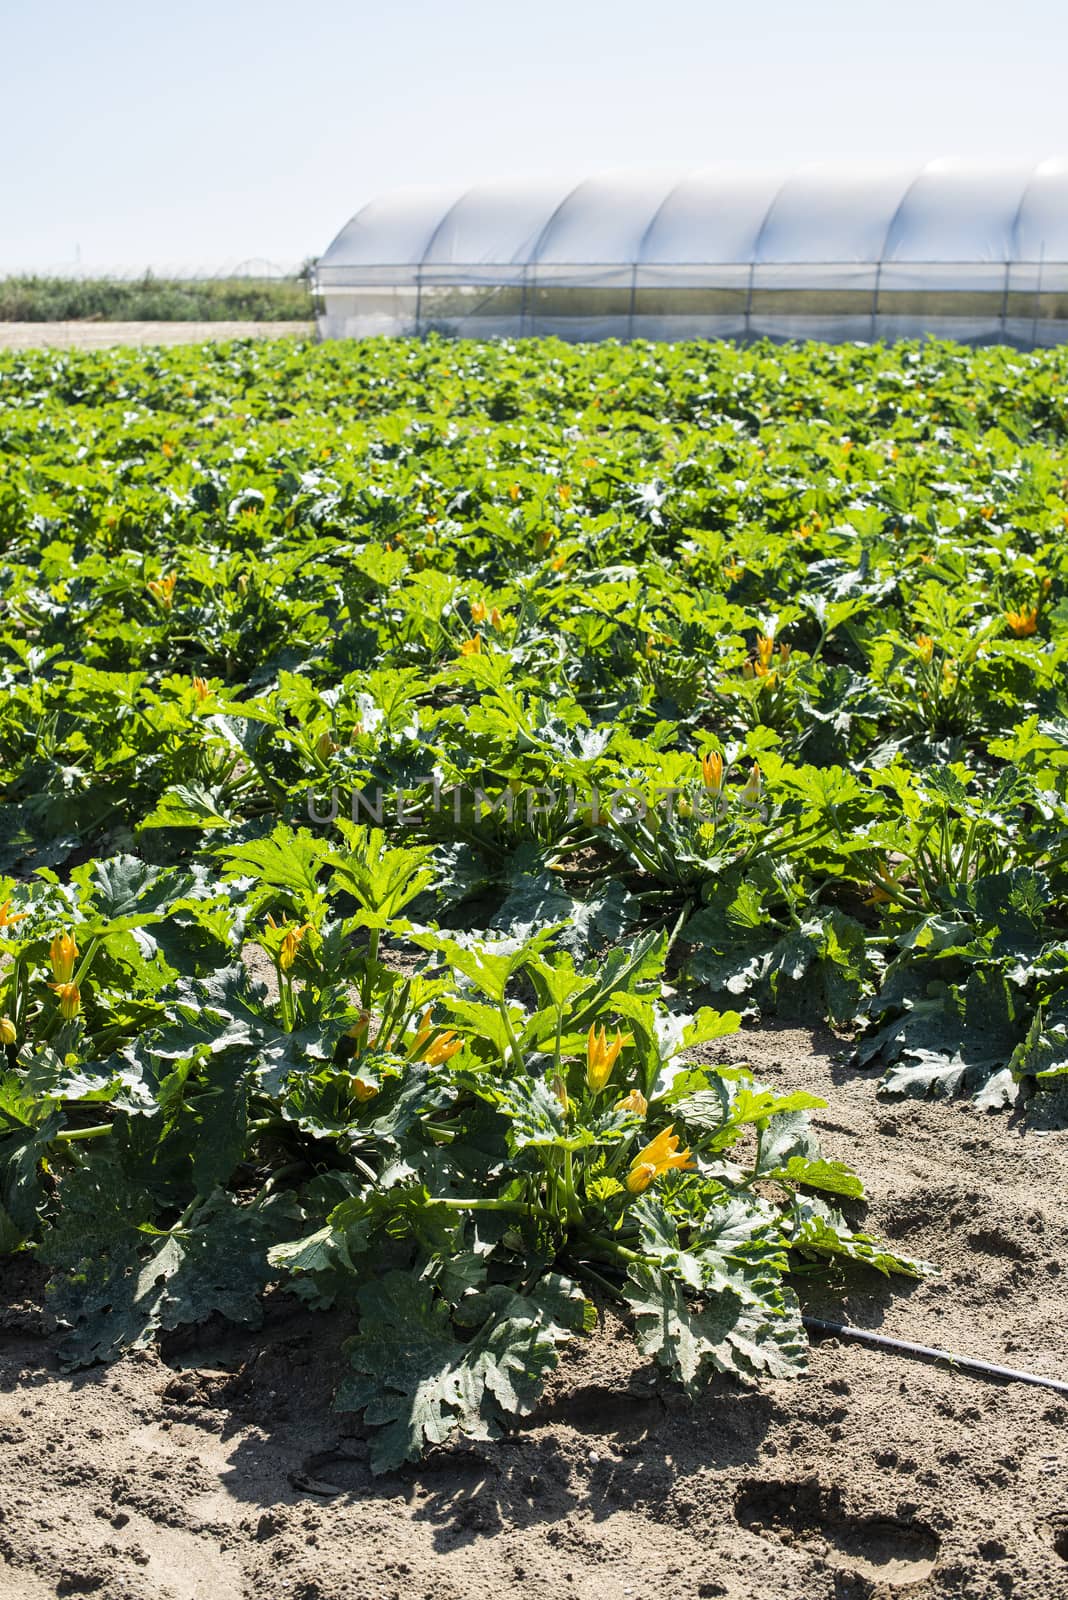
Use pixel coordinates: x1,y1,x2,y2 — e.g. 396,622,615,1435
803,1317,1068,1398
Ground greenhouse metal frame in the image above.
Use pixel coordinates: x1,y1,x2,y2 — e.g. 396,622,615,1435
315,162,1068,346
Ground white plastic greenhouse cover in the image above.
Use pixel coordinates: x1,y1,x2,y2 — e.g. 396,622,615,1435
314,161,1068,346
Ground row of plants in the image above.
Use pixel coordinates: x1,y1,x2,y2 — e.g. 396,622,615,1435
0,832,922,1469
0,331,1065,1461
2,335,1066,1105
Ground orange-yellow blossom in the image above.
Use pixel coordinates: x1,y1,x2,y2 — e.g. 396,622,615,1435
50,981,80,1020
864,863,905,908
586,1024,624,1092
616,1088,648,1116
701,751,724,797
147,573,176,610
50,932,78,984
279,923,309,973
410,1007,464,1064
0,900,27,930
459,634,482,657
739,763,762,807
419,1030,463,1067
1005,605,1038,638
625,1124,694,1193
264,914,308,973
915,634,935,665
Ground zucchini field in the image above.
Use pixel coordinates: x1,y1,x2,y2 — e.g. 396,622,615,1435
1,335,1067,1598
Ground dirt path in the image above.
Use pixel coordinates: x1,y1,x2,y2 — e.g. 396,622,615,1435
1,1028,1066,1600
0,322,314,350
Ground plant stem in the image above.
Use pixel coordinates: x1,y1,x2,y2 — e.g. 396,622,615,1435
429,1195,555,1224
360,927,383,1010
72,938,99,989
577,1261,624,1300
573,1221,648,1266
498,997,524,1070
55,1123,112,1144
563,1147,581,1224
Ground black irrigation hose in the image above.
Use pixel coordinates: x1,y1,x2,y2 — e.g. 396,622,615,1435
803,1317,1068,1399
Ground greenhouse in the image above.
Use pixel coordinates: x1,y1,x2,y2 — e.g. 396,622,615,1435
315,160,1068,346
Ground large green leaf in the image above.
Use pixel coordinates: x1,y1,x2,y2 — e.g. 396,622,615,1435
625,1261,806,1390
336,1270,585,1472
46,1190,294,1367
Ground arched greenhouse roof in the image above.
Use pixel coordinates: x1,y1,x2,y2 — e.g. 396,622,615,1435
319,161,1068,273
315,162,1068,347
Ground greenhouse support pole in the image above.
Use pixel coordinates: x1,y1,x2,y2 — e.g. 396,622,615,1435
744,263,755,343
870,261,882,343
520,269,530,338
414,272,423,338
627,264,638,341
1031,241,1045,351
999,258,1011,341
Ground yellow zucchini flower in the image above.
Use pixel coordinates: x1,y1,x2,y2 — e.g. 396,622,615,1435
50,932,78,984
739,763,762,807
147,573,177,610
701,751,724,797
419,1030,463,1067
1005,605,1038,638
0,900,27,930
50,981,80,1020
626,1124,694,1192
586,1023,623,1092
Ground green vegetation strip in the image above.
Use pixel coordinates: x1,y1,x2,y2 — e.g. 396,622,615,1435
0,274,312,322
0,333,1065,1469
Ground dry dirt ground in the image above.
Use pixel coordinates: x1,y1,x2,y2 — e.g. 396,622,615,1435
0,323,314,350
1,1025,1066,1600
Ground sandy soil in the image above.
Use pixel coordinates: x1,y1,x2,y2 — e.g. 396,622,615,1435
2,1025,1067,1600
0,322,314,350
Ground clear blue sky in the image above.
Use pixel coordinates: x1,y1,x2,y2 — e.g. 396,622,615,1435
4,0,1068,272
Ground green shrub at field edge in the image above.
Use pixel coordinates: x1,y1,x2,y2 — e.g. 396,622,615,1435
0,273,312,322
